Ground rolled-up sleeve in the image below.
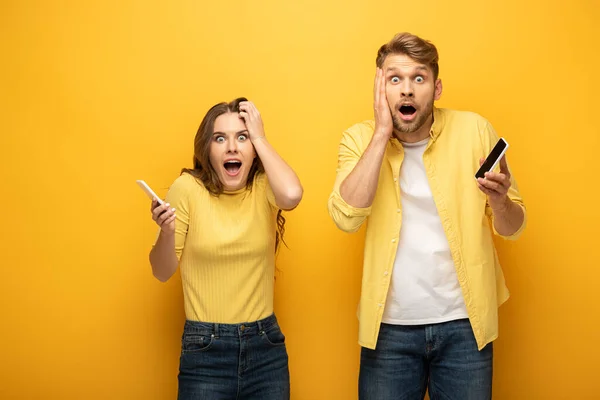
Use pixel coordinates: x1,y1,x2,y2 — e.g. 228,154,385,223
485,179,527,240
328,125,372,233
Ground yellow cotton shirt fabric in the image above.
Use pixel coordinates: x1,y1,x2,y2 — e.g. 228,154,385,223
328,107,527,350
159,172,278,324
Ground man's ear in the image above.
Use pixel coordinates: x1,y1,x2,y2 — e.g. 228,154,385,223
434,78,443,101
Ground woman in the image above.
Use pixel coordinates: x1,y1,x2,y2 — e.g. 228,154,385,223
149,97,303,399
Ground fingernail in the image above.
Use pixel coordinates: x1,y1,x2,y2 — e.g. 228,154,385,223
172,208,176,212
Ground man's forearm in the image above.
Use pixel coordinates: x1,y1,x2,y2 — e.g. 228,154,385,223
340,132,389,208
492,197,525,236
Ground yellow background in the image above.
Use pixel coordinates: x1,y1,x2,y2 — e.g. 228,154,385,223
1,0,598,398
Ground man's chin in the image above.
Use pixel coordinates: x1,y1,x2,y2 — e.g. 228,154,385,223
393,120,419,134
393,112,431,135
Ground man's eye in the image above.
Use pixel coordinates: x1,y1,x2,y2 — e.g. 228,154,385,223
391,77,400,83
415,76,424,83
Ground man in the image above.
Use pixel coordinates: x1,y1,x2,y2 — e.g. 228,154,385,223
328,32,526,399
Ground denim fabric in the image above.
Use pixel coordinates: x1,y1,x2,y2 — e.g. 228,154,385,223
359,318,493,400
178,313,289,400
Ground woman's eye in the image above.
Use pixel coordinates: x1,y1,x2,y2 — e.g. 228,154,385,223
216,136,225,143
238,134,247,141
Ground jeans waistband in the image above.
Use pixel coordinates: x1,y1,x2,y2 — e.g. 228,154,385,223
183,313,279,338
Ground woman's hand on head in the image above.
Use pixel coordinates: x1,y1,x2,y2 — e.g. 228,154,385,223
238,101,266,142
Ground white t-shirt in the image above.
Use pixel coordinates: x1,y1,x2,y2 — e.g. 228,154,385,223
382,138,468,325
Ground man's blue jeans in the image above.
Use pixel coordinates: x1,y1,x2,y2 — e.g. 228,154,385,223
359,318,493,400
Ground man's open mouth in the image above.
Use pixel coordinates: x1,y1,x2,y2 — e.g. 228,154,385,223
224,160,242,175
399,104,417,116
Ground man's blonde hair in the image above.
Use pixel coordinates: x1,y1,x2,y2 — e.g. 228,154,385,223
376,32,440,80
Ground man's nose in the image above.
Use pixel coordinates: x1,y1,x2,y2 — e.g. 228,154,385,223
400,80,414,97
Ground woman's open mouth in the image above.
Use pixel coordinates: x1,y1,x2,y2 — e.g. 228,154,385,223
224,160,242,176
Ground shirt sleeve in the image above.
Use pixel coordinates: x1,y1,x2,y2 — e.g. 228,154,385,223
254,172,278,210
327,123,373,233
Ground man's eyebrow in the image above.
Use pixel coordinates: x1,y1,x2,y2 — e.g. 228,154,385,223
385,65,429,73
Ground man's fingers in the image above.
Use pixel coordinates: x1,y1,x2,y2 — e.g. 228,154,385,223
499,155,511,180
480,176,512,196
499,155,509,174
374,68,381,108
379,68,387,106
477,183,493,196
478,177,502,192
484,172,511,190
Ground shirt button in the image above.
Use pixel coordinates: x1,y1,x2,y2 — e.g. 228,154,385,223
394,178,398,182
378,303,383,307
397,209,401,213
391,238,396,243
384,271,389,276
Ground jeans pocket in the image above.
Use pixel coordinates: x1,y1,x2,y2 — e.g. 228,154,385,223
182,333,215,354
260,325,286,347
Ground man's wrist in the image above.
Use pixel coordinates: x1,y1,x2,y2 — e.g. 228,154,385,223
491,195,512,214
373,125,391,139
372,129,392,145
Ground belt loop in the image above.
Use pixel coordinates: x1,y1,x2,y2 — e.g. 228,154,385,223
257,319,264,334
213,323,219,338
